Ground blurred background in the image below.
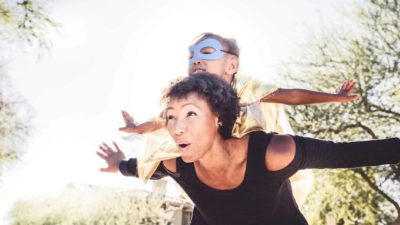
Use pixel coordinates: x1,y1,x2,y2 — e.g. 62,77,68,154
0,0,399,224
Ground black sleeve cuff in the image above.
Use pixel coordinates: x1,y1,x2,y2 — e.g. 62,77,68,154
119,158,138,177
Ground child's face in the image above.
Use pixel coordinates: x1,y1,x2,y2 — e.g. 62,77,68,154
188,38,237,83
188,53,230,80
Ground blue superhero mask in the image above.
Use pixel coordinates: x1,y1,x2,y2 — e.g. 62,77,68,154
188,38,226,65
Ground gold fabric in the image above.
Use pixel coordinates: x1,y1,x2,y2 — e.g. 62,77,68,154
135,73,313,206
231,74,290,137
137,128,178,180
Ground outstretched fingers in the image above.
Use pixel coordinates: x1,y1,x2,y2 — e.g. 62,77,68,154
339,80,357,93
345,80,360,99
96,141,125,173
335,80,360,103
347,80,357,91
113,141,122,153
121,110,134,124
99,142,114,155
342,81,349,90
96,150,107,160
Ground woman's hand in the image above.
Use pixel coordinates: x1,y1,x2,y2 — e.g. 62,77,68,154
97,142,126,173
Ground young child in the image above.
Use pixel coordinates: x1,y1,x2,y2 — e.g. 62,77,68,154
118,33,359,206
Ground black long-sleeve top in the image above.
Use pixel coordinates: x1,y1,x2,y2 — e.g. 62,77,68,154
119,131,400,225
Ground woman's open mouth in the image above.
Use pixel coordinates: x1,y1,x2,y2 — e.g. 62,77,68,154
178,143,191,151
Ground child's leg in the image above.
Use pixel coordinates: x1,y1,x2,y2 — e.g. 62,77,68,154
289,169,314,207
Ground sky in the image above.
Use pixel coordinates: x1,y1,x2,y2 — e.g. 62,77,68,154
1,0,351,222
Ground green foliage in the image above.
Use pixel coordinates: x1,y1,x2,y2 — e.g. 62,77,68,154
0,0,56,54
10,184,175,225
0,69,32,177
281,0,400,224
0,0,54,176
303,169,396,225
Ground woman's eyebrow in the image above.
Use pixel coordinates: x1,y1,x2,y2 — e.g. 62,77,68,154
181,103,200,110
166,102,201,112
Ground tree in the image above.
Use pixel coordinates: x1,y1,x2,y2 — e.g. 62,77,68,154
10,184,175,225
0,70,33,176
0,0,55,59
0,0,54,176
282,0,400,224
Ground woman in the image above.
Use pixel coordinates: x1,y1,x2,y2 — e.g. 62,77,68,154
98,72,400,225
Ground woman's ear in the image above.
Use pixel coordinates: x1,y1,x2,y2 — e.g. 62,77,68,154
215,117,221,128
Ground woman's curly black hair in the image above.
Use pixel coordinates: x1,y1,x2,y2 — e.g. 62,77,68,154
165,72,240,139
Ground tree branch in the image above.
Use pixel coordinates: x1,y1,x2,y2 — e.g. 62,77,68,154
353,168,400,217
370,102,400,118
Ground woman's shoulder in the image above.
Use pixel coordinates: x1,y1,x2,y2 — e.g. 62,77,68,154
265,134,296,171
269,134,295,148
162,158,177,173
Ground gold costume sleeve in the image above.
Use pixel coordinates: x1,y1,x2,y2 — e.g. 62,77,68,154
137,128,179,180
233,74,280,137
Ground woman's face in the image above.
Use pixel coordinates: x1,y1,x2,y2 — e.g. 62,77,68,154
165,92,220,162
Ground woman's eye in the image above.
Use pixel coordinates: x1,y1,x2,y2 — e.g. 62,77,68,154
167,115,175,120
187,111,197,117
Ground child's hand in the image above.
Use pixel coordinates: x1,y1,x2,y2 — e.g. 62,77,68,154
97,141,126,173
336,80,360,103
119,110,138,133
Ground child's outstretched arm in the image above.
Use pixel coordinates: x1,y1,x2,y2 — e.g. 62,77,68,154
118,110,165,134
262,80,360,105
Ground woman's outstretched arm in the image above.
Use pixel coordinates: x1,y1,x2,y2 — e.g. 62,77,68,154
265,134,400,176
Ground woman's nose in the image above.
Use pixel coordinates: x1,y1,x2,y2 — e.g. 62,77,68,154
174,120,186,136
